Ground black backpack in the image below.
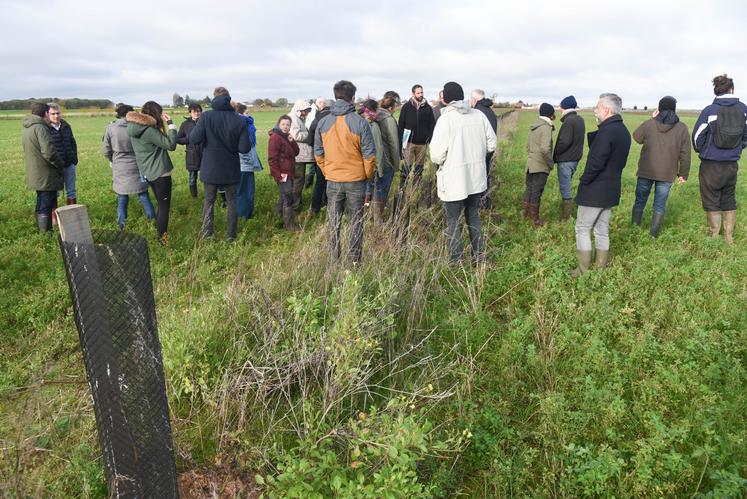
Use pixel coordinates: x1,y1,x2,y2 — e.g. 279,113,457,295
712,103,746,149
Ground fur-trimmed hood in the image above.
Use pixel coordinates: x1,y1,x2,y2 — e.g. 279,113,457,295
126,111,157,127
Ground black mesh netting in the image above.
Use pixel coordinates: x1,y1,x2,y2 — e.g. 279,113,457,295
59,230,178,498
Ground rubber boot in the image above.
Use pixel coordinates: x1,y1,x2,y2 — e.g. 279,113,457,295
706,211,721,237
649,212,665,238
561,199,573,221
36,213,52,233
371,200,385,225
529,203,545,226
595,249,609,269
283,205,301,232
631,207,643,226
189,184,198,198
723,210,736,245
67,197,76,205
522,201,530,220
570,250,593,278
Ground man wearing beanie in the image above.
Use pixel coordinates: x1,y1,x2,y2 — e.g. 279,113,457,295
430,82,497,265
692,74,747,244
523,103,555,226
571,93,631,277
553,95,585,220
631,96,690,237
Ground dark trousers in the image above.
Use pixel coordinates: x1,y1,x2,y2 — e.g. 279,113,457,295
188,170,199,186
699,160,738,211
327,180,366,263
277,179,294,209
147,176,172,239
311,163,328,213
35,191,58,216
203,183,237,239
523,172,549,204
480,152,494,208
236,172,255,219
444,193,484,264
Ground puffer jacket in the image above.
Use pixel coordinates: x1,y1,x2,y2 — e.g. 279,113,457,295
126,111,177,181
290,99,314,163
239,114,263,172
526,117,554,174
430,100,497,202
22,114,65,191
313,99,376,182
692,95,747,162
268,128,300,182
553,111,585,163
48,119,78,166
103,118,149,194
176,117,202,171
189,95,252,185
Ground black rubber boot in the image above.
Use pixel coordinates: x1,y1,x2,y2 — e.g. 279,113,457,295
632,207,643,226
649,212,665,238
36,213,52,233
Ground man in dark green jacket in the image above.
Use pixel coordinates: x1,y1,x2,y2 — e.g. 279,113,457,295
23,103,65,232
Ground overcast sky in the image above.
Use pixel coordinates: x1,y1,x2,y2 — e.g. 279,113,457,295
2,0,745,109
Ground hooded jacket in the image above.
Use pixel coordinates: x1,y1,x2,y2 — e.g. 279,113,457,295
376,108,400,172
575,114,631,208
290,99,314,163
692,95,747,162
48,119,78,166
313,99,376,182
176,117,203,171
553,111,585,163
633,117,691,182
398,97,436,145
268,128,299,182
526,117,554,174
474,98,498,133
429,100,497,202
189,95,252,185
22,114,66,191
239,114,263,172
103,117,149,195
126,111,177,181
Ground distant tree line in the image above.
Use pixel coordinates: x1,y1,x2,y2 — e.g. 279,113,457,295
173,92,291,109
0,98,113,110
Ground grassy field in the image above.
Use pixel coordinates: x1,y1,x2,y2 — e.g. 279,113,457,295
1,108,746,497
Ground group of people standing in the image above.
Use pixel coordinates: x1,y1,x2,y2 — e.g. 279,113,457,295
21,74,747,272
522,73,746,277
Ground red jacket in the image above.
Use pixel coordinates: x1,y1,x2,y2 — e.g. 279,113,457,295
268,129,299,182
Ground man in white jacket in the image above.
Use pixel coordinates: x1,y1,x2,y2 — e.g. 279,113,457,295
430,82,497,264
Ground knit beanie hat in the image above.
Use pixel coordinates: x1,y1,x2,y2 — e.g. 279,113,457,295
443,82,464,103
539,103,555,118
559,95,578,110
658,96,677,112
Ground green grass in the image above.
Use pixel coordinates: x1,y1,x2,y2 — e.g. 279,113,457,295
1,109,746,497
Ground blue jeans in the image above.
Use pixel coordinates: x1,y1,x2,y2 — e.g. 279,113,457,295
557,161,578,200
237,171,255,219
634,178,673,214
327,180,366,263
373,166,395,201
117,192,156,228
61,163,77,199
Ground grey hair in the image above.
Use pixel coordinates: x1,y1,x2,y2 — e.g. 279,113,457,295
47,102,61,111
471,89,485,100
598,93,622,115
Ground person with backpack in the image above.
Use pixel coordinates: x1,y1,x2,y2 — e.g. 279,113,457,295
692,74,747,244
